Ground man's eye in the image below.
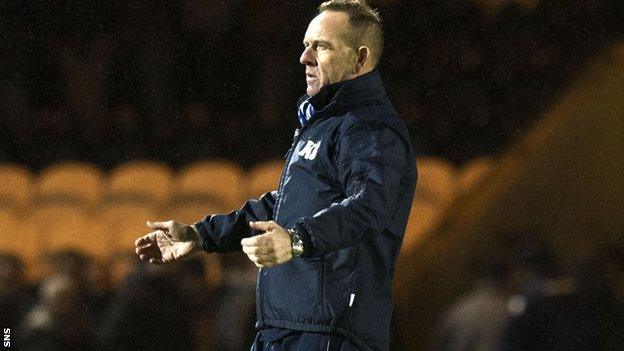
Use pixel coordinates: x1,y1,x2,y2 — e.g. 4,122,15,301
317,44,327,50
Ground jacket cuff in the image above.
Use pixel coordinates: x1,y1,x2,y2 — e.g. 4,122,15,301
193,219,218,253
294,220,317,258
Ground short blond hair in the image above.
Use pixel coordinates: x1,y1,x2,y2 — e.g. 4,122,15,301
318,0,383,67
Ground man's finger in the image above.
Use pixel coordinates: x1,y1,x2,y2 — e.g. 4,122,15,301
149,258,164,265
135,236,148,247
252,256,270,267
249,221,275,232
146,220,174,230
135,232,154,247
242,245,261,255
135,231,161,247
241,233,271,247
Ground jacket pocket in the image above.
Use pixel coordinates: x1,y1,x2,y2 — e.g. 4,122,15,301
317,255,325,305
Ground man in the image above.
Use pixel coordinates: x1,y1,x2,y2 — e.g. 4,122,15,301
135,1,416,350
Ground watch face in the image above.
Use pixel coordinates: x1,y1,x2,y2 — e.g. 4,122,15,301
290,231,304,257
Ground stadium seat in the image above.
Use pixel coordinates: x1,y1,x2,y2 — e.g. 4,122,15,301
400,157,458,254
414,157,457,209
107,160,173,205
246,159,284,199
99,200,160,253
29,202,109,260
36,161,104,207
457,157,495,192
0,164,33,212
0,210,36,265
167,197,224,224
401,201,441,253
176,160,244,211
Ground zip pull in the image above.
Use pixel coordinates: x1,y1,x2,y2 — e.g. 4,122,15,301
283,128,301,160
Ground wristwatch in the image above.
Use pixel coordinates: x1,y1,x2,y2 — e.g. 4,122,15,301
288,228,305,257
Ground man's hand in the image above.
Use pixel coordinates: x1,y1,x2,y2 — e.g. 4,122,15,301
242,221,293,268
135,220,202,265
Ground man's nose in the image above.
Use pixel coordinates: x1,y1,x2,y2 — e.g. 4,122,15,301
299,46,316,66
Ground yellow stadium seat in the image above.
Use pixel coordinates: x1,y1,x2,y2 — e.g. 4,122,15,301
401,201,441,253
176,160,244,211
99,200,160,253
400,157,457,254
246,159,284,199
29,202,109,260
457,157,495,192
107,160,173,205
0,210,36,264
415,157,457,209
0,164,33,210
36,162,104,206
167,198,224,224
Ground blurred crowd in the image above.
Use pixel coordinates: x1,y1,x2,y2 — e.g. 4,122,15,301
430,237,624,351
0,248,258,351
3,234,623,350
1,0,622,171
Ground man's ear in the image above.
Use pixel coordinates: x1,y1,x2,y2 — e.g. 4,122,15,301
354,46,370,74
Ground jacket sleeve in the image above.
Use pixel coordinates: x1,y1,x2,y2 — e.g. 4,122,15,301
294,121,411,257
194,191,276,253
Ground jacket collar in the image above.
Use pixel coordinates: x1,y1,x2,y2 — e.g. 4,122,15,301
297,69,386,119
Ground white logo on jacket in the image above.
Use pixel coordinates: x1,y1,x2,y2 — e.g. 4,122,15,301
298,140,322,160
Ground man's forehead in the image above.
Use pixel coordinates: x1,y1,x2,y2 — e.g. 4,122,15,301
303,11,350,42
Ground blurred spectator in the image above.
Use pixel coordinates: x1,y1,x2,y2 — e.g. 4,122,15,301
500,238,582,351
107,251,140,290
97,262,195,351
19,273,95,350
212,253,258,351
504,246,624,350
39,249,91,284
177,257,221,350
37,250,111,327
0,252,34,330
432,255,516,351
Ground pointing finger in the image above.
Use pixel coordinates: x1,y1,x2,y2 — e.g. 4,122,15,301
249,221,275,232
241,234,270,247
146,220,174,230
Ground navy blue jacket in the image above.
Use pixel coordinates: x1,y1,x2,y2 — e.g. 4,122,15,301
195,70,417,350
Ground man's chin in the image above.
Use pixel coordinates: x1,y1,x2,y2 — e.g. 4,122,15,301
306,85,320,97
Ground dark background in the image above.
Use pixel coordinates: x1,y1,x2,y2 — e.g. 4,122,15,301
1,0,621,171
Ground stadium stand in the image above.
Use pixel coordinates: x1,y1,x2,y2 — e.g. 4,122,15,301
457,157,495,193
98,199,160,253
107,160,173,205
0,164,33,214
245,159,283,199
29,201,109,260
36,161,104,207
176,159,244,211
0,210,36,266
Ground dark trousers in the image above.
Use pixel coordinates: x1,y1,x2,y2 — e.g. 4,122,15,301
250,331,361,351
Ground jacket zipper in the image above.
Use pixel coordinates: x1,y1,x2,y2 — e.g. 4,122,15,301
261,115,328,320
273,127,302,220
258,127,302,324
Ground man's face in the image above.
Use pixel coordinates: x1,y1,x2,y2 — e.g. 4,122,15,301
300,11,358,97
